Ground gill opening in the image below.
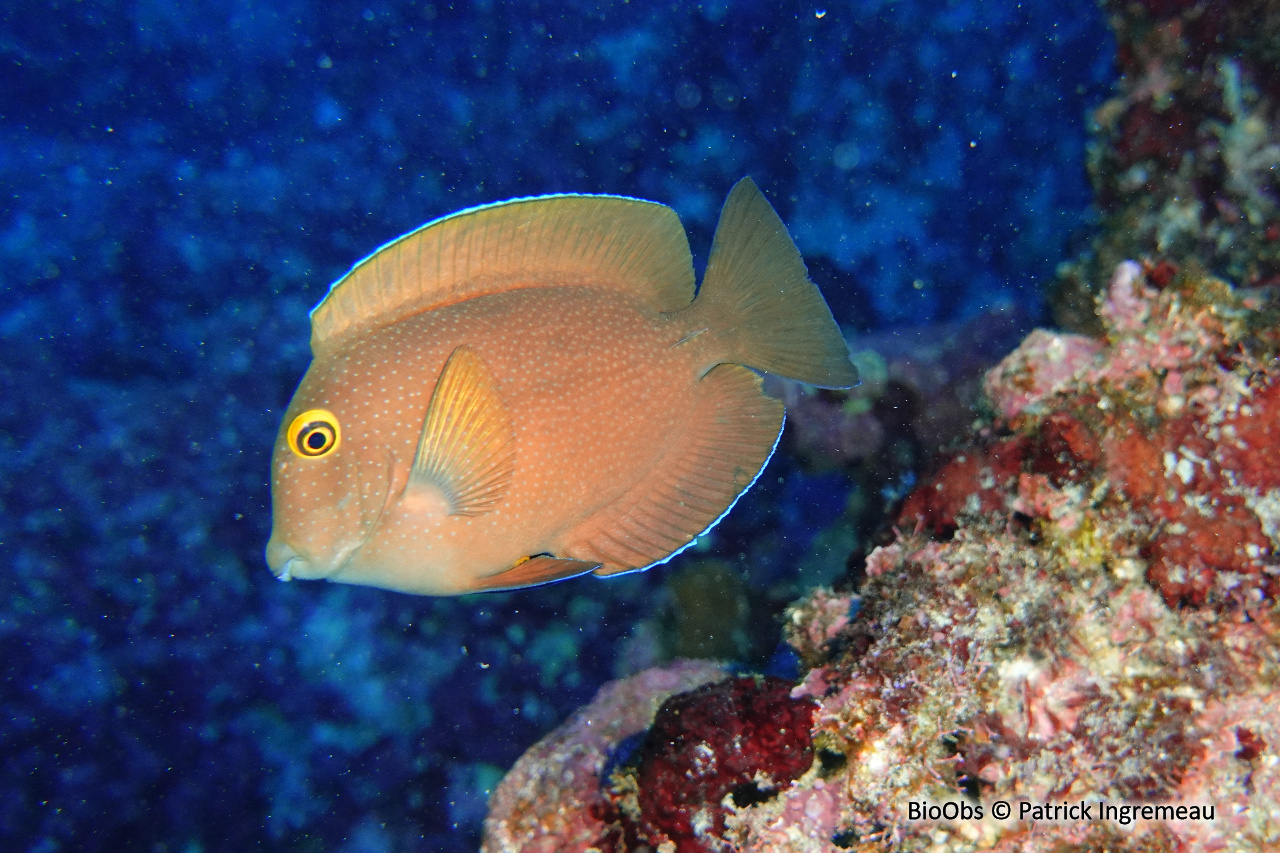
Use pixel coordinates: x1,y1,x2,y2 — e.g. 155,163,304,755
343,450,398,566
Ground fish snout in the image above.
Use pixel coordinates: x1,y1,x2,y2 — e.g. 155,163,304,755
265,537,310,582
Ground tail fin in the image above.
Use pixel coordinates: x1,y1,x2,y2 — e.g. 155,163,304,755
690,178,858,389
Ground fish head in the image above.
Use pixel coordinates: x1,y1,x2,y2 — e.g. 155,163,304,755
265,356,408,584
265,347,484,594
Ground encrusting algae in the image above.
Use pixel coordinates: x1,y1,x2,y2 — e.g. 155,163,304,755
482,258,1280,853
266,178,857,595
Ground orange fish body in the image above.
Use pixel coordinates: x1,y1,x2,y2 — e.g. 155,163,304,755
266,179,857,595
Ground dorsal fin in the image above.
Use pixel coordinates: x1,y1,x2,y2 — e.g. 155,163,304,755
409,345,515,516
310,193,696,354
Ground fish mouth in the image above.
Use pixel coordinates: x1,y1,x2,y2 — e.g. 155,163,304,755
278,556,306,581
265,534,366,582
266,537,313,581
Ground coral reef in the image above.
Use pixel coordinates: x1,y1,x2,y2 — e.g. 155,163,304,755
482,660,727,853
959,258,1279,610
1054,0,1280,332
803,259,1280,851
483,258,1280,852
484,665,828,853
602,675,819,853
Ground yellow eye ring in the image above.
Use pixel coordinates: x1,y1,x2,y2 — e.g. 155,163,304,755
287,409,341,458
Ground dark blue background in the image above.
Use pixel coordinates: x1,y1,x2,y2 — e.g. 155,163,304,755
1,1,1110,849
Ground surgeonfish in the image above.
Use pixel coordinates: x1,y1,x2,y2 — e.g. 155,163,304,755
265,178,858,595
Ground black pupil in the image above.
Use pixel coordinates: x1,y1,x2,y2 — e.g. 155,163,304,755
304,427,329,451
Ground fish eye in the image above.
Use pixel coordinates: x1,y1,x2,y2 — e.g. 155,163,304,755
287,409,341,458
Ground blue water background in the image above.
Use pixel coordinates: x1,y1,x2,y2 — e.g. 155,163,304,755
1,1,1111,850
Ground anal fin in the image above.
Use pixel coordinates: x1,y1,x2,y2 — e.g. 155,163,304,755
471,556,601,593
565,363,784,575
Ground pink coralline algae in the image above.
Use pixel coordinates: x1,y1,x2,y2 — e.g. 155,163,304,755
481,660,726,853
484,259,1280,852
983,329,1104,421
799,259,1280,851
911,258,1280,611
786,587,859,669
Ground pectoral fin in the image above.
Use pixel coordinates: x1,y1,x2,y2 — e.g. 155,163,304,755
410,345,516,516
